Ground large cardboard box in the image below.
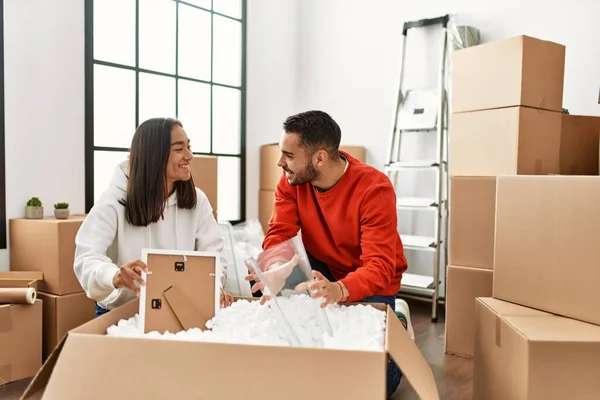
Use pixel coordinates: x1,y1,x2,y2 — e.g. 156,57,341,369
37,292,96,361
452,35,565,113
260,144,366,190
258,189,275,233
444,266,493,358
10,216,87,295
560,115,600,175
448,176,496,269
22,299,441,400
190,155,218,217
449,106,562,176
0,272,43,386
494,175,600,325
474,297,600,399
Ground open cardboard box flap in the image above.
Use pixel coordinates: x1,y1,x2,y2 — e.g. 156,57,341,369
22,299,439,400
0,271,44,290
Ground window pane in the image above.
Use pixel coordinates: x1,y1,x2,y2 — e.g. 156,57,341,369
212,86,241,155
139,0,176,74
178,79,211,153
183,0,211,9
94,65,136,148
178,4,211,81
213,0,242,19
213,16,242,87
217,156,241,221
94,0,136,66
94,151,130,203
139,73,176,124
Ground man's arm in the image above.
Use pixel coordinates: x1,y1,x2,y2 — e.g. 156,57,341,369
340,184,398,302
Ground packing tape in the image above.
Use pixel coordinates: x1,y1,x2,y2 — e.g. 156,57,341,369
0,364,11,385
0,287,37,304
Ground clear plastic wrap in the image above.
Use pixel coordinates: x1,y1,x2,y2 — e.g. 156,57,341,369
245,235,334,347
448,18,481,51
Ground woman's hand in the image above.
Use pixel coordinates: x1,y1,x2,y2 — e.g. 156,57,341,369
220,288,234,308
112,259,148,296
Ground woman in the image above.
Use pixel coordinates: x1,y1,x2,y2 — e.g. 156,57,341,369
74,117,233,317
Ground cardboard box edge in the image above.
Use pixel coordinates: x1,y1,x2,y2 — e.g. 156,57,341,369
386,306,440,400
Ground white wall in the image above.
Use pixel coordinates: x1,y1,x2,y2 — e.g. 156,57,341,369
1,0,85,270
245,0,300,220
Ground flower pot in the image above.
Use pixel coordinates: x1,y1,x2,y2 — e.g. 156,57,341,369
25,206,44,219
54,209,70,219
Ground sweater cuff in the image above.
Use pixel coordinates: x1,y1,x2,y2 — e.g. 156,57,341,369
339,275,365,303
98,264,120,290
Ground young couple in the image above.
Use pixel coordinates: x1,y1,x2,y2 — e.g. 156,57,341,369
74,111,411,399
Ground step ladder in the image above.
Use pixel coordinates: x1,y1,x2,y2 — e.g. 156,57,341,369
385,15,450,322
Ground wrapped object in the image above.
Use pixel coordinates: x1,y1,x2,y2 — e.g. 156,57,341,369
245,236,334,347
449,20,481,50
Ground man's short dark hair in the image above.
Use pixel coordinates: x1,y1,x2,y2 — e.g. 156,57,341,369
283,110,341,155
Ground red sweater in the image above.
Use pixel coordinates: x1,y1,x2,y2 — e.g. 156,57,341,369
262,151,408,302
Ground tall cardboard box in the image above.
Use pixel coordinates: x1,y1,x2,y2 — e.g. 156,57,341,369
449,106,561,176
10,216,86,295
260,144,366,191
258,189,275,233
444,266,493,358
448,176,496,269
474,297,600,399
560,115,600,175
37,292,96,360
0,272,43,385
494,175,600,325
452,35,565,113
190,155,218,217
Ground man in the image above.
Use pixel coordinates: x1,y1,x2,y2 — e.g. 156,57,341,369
252,110,412,398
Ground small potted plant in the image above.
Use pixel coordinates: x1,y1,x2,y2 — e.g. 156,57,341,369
25,197,44,219
54,202,70,219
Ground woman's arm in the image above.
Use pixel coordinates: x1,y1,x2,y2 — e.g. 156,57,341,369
73,201,121,303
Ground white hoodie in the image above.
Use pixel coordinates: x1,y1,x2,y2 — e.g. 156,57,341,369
74,160,227,310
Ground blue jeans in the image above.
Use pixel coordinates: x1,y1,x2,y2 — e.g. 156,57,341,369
307,253,403,399
95,303,110,318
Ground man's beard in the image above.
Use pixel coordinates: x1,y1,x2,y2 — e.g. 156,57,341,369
286,162,318,186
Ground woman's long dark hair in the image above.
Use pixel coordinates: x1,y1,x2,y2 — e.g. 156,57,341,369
119,117,197,227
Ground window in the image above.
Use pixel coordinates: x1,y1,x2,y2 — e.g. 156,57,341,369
84,0,246,222
0,0,6,249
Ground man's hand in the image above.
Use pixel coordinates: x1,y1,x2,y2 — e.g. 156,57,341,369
306,271,348,308
220,288,234,308
112,260,148,297
246,254,299,304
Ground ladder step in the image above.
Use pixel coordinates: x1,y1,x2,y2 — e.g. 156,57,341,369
397,197,438,210
401,272,435,290
385,160,444,171
402,234,438,251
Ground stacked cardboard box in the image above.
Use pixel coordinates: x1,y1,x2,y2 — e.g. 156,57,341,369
446,35,600,359
445,35,567,358
448,36,600,397
9,215,96,361
258,144,366,233
189,155,218,218
474,176,600,399
0,272,43,386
